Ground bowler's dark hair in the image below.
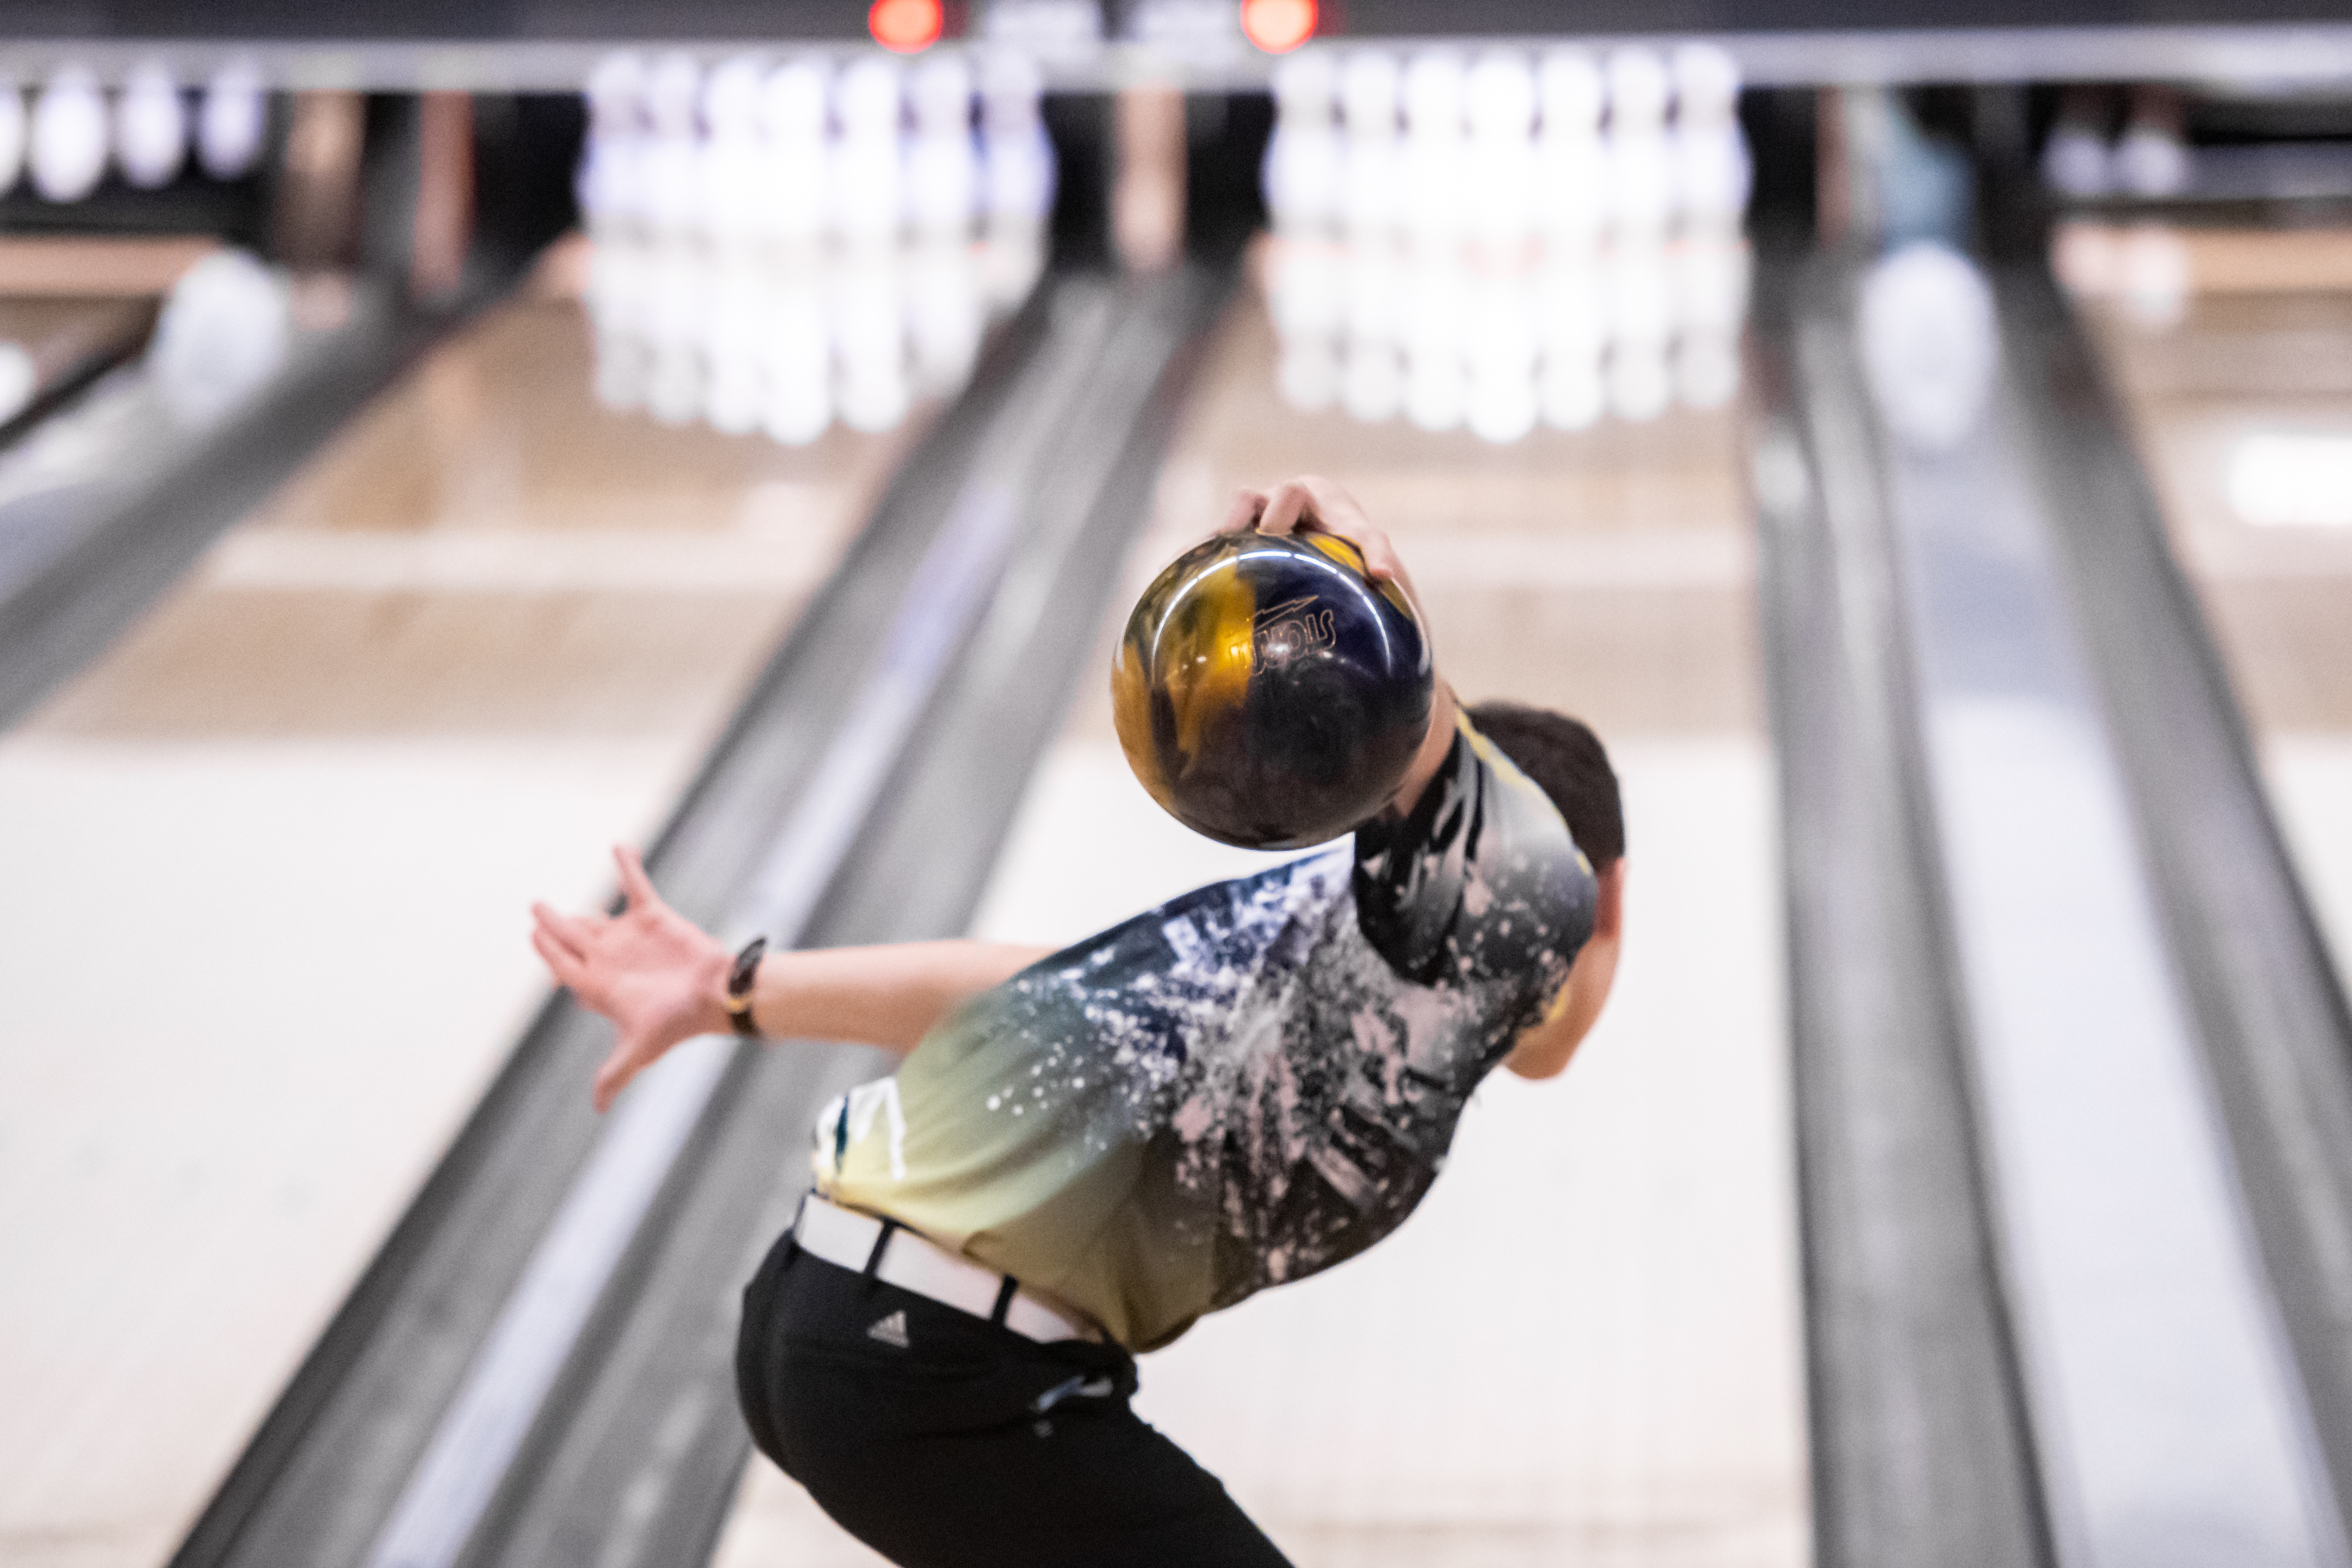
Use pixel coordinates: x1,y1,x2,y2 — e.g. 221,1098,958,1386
1466,701,1624,869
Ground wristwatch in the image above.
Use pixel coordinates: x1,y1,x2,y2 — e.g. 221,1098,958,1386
724,936,768,1039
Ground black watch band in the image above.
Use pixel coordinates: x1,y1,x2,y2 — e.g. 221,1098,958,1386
724,936,768,1039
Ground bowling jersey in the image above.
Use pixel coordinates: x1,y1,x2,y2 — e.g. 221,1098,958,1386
811,713,1599,1351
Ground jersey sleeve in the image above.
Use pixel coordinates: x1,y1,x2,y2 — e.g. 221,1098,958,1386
1351,713,1599,996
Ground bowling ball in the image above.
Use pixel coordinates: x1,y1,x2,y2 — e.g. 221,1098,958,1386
1112,531,1434,851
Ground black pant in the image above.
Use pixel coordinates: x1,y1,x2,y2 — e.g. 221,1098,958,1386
736,1227,1294,1568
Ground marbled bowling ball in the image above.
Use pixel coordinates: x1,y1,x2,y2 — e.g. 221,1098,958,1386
1112,531,1434,851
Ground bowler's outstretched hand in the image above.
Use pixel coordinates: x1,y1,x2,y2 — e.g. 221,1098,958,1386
531,846,730,1112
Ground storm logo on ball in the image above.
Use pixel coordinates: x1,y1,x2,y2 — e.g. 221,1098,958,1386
1254,598,1335,663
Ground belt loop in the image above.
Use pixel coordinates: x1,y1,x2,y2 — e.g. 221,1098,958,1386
990,1274,1020,1327
863,1217,900,1279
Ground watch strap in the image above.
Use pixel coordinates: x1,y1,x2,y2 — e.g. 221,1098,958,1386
725,936,768,1038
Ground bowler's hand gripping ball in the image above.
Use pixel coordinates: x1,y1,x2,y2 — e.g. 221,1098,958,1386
1112,531,1434,850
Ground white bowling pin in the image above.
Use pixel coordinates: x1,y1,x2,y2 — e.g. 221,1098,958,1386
198,61,267,180
834,57,906,242
698,55,765,241
1464,50,1535,250
1338,51,1400,238
1536,51,1605,249
644,54,702,235
115,62,186,189
1264,52,1338,234
1400,51,1465,245
31,66,108,203
1670,43,1739,127
906,56,976,240
758,59,831,243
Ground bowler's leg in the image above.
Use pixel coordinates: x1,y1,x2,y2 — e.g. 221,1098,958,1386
737,1236,1290,1568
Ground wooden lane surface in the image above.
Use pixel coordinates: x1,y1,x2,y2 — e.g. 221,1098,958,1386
0,297,913,1568
711,275,1805,1568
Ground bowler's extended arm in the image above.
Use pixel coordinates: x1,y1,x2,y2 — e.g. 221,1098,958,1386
532,847,1046,1111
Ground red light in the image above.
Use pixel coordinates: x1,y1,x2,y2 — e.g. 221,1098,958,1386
1241,0,1316,53
869,0,943,53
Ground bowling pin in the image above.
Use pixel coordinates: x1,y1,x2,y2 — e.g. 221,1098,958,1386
2116,87,2191,199
1536,50,1606,251
644,53,702,236
1263,52,1339,235
834,57,906,242
0,84,24,196
115,62,186,189
979,49,1054,240
1670,45,1749,232
1338,51,1400,239
578,54,644,228
757,59,831,245
698,55,766,243
31,66,108,203
1603,49,1671,239
197,61,267,180
2042,88,2114,199
1464,51,1536,252
906,55,977,241
1400,51,1466,247
148,249,291,427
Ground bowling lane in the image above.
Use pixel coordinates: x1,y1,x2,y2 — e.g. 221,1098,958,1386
0,284,915,1568
2062,224,2352,983
713,259,1805,1567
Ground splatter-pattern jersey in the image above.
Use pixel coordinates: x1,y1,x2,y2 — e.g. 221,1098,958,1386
813,715,1598,1350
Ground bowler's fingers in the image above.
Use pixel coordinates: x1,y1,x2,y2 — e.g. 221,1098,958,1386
532,927,588,992
1221,488,1267,534
532,902,598,960
1257,478,1407,585
593,1030,666,1114
613,845,663,914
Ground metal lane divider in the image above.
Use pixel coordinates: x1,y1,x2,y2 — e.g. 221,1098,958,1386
362,284,1128,1568
1749,255,2052,1568
467,264,1229,1568
1787,242,2352,1567
167,278,1073,1568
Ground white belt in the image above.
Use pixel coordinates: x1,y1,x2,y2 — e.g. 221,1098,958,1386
793,1194,1095,1345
